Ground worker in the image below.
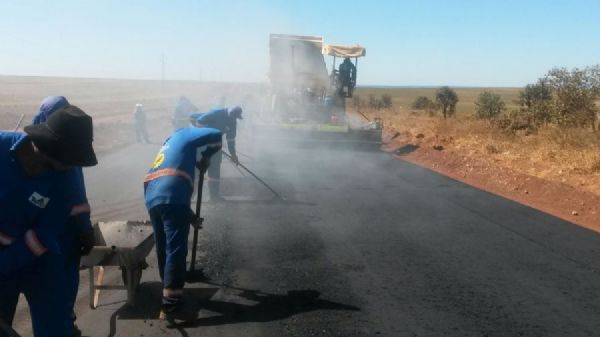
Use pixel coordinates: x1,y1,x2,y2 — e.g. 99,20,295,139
189,106,242,201
0,106,97,337
31,95,69,124
30,96,95,337
338,58,356,97
144,127,222,314
172,96,198,130
134,103,150,143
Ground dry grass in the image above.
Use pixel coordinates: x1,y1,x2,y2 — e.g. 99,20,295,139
353,87,600,196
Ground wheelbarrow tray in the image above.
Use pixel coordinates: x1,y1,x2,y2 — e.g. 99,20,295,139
81,221,155,268
80,221,155,309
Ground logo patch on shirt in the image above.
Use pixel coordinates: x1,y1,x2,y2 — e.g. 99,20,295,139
29,192,50,209
152,153,165,169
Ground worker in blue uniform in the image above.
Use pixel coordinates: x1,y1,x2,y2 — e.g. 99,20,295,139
30,96,95,337
189,106,242,201
338,57,356,97
172,96,198,130
31,95,70,125
144,127,222,313
0,106,97,337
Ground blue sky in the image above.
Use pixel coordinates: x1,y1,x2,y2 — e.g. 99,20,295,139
1,0,599,86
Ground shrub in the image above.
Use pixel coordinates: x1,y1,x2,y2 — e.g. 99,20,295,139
412,96,434,110
475,91,505,119
381,94,393,108
366,94,393,110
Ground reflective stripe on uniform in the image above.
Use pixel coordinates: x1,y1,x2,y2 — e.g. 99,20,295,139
70,203,91,216
208,141,222,148
144,168,193,187
0,231,15,245
25,229,47,256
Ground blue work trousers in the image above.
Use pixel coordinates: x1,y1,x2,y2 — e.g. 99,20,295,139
61,221,82,327
0,252,70,337
148,204,191,291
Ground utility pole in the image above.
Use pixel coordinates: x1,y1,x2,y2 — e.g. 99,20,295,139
161,54,165,92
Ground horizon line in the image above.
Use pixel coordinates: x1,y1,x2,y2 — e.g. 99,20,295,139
0,73,525,89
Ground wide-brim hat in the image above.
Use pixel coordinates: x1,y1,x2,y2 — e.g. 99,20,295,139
24,105,97,167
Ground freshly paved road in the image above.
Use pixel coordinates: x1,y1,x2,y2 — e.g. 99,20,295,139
13,135,600,337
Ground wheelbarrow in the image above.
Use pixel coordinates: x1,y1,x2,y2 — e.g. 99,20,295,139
80,221,155,309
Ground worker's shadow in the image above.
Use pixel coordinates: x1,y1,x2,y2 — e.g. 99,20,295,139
175,287,360,329
108,281,359,335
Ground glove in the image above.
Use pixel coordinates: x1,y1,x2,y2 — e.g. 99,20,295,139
79,229,95,256
196,157,210,174
190,209,203,229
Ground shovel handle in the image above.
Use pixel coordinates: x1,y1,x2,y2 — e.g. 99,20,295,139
189,173,204,272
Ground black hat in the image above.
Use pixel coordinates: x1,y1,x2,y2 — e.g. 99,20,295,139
228,106,243,119
24,105,97,167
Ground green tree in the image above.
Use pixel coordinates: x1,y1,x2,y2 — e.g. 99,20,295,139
435,86,459,119
517,79,553,126
475,91,505,119
519,80,552,109
545,66,600,130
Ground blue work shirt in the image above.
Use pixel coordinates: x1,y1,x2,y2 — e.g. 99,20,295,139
32,97,92,235
144,127,222,209
0,132,77,274
190,108,237,141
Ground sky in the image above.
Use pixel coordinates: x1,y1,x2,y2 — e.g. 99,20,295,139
1,0,600,87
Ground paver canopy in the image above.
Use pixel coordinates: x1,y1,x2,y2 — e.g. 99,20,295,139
322,44,366,58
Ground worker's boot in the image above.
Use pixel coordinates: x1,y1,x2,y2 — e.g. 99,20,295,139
72,324,82,337
71,311,82,337
159,295,184,320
